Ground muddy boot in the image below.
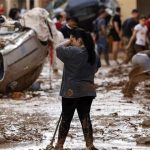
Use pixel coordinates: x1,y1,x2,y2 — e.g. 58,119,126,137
104,52,110,66
124,91,133,98
54,143,63,150
45,144,54,150
122,81,129,94
123,80,137,97
86,145,98,150
123,89,133,97
122,82,133,97
123,83,133,97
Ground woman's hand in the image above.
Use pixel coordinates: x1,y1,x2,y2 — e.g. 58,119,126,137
57,39,71,47
64,39,71,46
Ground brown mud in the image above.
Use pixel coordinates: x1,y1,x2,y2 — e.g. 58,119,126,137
0,62,149,150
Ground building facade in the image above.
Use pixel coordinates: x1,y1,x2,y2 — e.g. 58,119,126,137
4,0,41,14
118,0,150,20
2,0,150,19
0,0,51,15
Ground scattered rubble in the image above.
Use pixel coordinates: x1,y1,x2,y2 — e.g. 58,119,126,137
142,119,150,128
0,63,149,149
136,137,150,145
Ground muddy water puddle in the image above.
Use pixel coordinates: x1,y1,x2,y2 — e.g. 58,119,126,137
0,64,150,150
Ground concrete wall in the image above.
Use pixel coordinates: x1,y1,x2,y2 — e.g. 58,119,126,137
118,0,137,21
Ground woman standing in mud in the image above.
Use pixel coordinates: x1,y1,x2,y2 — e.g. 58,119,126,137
54,28,100,150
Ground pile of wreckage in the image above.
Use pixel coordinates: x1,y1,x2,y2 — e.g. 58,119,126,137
0,8,62,94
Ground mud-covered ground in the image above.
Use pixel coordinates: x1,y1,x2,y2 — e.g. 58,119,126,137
0,59,150,150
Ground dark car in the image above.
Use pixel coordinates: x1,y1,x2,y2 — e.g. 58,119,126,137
66,0,100,31
54,0,118,31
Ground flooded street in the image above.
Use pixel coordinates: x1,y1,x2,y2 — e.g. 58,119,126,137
0,60,150,150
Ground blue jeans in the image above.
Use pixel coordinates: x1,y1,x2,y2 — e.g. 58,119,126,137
96,37,110,65
96,37,108,54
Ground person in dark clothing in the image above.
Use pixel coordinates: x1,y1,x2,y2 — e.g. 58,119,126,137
55,14,64,30
123,9,139,39
0,15,5,23
105,12,112,27
111,7,122,41
9,8,20,20
54,28,100,150
94,9,110,66
122,9,139,64
60,16,78,38
110,7,122,64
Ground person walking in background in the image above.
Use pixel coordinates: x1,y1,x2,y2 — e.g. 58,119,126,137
52,13,66,74
94,9,110,66
123,9,139,40
126,16,148,53
0,4,5,15
55,14,64,30
20,3,27,17
110,7,122,65
105,8,112,27
122,9,139,64
53,28,100,150
60,16,78,38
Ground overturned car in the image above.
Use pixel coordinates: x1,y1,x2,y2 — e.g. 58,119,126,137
0,8,59,93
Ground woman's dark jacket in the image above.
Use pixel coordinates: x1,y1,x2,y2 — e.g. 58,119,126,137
56,46,100,98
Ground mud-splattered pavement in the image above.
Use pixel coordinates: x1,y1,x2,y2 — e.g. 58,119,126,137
0,61,150,150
